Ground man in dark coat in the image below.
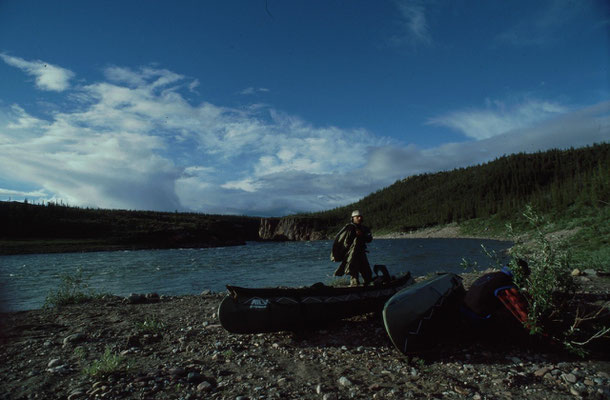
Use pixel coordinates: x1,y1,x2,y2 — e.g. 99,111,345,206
332,210,373,286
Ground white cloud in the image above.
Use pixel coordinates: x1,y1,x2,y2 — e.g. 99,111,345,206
0,187,47,199
0,53,74,91
391,0,432,46
5,105,49,131
362,100,610,183
428,99,569,140
1,55,607,216
0,59,382,214
240,87,270,95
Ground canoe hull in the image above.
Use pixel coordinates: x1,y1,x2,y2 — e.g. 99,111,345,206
383,273,464,354
218,273,414,334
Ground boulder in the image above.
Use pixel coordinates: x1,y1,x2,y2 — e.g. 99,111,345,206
258,217,325,241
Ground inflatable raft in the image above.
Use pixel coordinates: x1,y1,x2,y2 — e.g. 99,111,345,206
383,272,465,354
219,269,414,334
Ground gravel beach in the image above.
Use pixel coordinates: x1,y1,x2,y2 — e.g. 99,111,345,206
1,271,608,400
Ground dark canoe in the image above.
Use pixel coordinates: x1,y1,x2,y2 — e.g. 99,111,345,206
218,272,414,334
382,272,465,354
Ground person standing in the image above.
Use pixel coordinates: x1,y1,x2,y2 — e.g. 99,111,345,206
332,210,373,286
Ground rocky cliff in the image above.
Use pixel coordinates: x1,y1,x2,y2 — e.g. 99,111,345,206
258,217,326,241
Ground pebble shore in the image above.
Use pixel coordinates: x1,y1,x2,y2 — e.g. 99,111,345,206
1,271,608,400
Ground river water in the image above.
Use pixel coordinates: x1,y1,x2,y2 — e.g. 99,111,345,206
0,238,511,312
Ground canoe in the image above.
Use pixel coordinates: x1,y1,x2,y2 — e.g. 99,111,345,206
382,272,464,354
218,269,414,334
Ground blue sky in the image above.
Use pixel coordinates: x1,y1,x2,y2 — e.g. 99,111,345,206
0,0,608,216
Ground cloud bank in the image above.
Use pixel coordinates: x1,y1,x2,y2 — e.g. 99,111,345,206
0,53,74,92
1,57,608,216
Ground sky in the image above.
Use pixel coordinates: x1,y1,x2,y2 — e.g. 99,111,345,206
0,1,608,216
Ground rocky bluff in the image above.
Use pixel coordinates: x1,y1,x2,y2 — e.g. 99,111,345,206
258,217,326,241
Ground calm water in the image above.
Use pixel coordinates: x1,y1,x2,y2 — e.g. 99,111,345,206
0,238,511,312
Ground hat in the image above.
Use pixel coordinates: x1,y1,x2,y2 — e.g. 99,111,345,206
351,210,362,217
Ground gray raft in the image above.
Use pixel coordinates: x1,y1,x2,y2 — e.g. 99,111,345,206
382,272,464,354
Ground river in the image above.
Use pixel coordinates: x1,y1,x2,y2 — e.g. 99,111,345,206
0,238,511,311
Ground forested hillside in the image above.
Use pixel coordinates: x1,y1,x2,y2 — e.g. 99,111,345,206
0,203,260,254
304,143,609,234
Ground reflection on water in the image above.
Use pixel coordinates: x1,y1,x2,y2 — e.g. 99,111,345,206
0,238,511,311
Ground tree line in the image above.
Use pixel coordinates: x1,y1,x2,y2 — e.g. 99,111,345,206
1,143,608,252
301,143,609,235
0,201,261,253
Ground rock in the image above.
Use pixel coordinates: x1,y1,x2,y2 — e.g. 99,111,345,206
570,384,586,396
27,369,41,377
146,293,160,302
168,367,186,378
258,217,324,241
46,364,69,374
63,333,86,347
47,358,62,368
187,371,203,383
91,381,105,390
201,289,211,296
67,389,86,400
197,381,213,392
338,376,352,387
534,367,550,377
571,269,581,277
454,386,470,395
562,373,578,384
127,293,146,304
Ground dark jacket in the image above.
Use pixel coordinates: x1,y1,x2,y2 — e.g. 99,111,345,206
333,223,373,280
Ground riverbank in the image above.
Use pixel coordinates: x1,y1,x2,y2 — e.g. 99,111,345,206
1,271,608,400
375,223,502,240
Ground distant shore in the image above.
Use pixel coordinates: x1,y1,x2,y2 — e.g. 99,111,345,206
0,225,507,256
375,223,506,241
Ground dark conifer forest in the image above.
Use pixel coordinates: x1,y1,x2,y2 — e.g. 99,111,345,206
304,143,609,234
1,143,608,255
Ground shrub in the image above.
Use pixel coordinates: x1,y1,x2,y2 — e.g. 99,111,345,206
507,205,577,334
135,318,166,333
44,267,105,308
82,347,127,378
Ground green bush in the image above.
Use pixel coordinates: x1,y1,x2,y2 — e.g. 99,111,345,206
507,205,577,334
44,267,103,308
82,347,127,378
135,318,166,333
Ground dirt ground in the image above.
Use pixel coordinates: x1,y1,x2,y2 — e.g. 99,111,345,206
1,271,609,400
